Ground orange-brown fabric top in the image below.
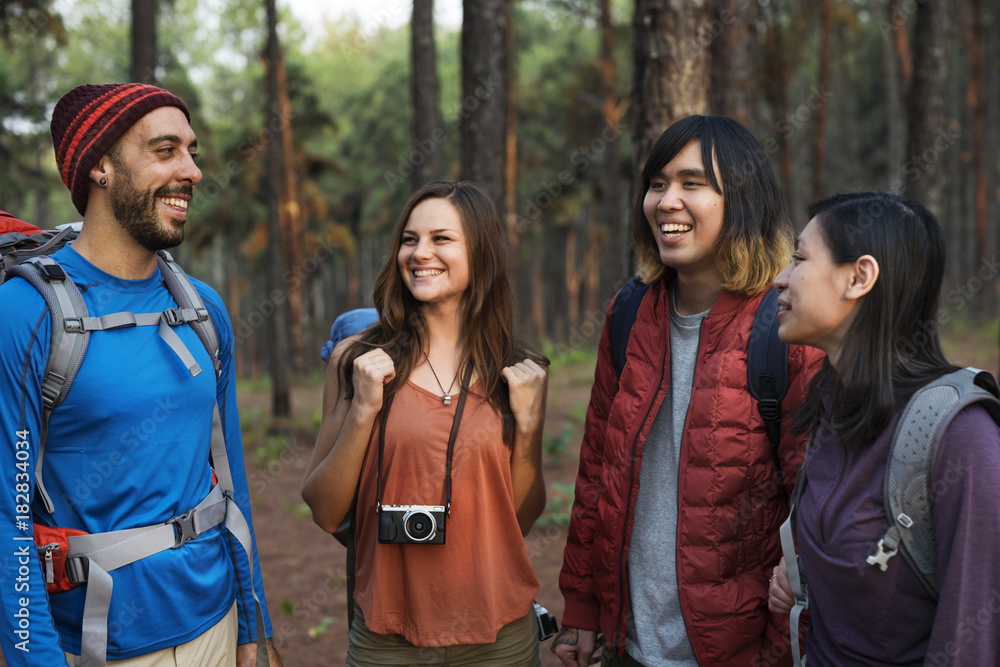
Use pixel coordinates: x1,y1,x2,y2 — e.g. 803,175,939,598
354,379,539,647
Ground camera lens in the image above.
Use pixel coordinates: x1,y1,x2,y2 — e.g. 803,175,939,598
402,510,437,542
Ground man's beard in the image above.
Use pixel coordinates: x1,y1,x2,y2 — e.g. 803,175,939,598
109,164,190,252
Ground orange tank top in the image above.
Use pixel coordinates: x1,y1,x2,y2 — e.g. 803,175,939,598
353,380,539,647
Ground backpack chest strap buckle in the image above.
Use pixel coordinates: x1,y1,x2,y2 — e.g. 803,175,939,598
163,306,210,326
168,510,198,548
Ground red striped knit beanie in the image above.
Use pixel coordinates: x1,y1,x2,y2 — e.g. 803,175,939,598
50,83,190,215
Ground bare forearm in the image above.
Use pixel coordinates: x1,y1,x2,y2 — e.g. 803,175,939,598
237,639,283,666
301,407,376,532
511,426,546,535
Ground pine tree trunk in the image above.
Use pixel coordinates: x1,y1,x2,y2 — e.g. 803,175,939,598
631,0,712,180
460,0,508,217
566,223,581,332
885,0,907,190
905,0,951,217
276,51,304,370
761,0,797,222
709,0,756,126
411,0,443,189
962,0,987,318
505,1,524,333
130,0,157,84
599,0,627,282
812,0,832,200
264,0,291,418
986,0,1000,326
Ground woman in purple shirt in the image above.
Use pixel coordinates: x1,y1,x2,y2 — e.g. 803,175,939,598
767,191,1000,666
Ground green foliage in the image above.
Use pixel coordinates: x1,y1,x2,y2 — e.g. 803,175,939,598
239,404,269,439
543,342,598,371
239,403,291,464
279,598,294,618
542,422,575,463
307,616,334,639
255,433,290,465
567,401,588,424
282,500,313,520
537,481,575,529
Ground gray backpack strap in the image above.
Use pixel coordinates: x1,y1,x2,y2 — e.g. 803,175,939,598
157,251,221,379
6,256,90,514
66,484,231,667
153,255,270,661
780,428,814,667
870,367,1000,599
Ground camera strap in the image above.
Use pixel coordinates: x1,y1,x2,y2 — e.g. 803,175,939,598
376,363,474,516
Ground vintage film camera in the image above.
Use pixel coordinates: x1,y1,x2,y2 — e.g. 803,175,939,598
377,504,447,545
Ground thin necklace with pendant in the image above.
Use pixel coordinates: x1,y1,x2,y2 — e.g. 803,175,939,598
424,353,459,405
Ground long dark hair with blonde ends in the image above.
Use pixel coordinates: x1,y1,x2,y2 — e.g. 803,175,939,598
632,115,793,294
339,180,545,446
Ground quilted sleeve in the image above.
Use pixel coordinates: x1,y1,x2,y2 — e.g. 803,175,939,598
558,298,619,631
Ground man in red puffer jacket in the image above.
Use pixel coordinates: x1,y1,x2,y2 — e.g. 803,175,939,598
553,116,824,667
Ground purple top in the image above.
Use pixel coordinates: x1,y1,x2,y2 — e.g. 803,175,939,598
797,396,1000,666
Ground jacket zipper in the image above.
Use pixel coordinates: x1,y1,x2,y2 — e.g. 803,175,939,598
611,302,669,656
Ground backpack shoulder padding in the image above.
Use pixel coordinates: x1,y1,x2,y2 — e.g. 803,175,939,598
609,276,651,378
5,256,90,513
885,367,1000,599
747,289,790,498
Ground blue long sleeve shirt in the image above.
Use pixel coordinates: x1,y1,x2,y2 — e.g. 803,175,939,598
0,244,272,663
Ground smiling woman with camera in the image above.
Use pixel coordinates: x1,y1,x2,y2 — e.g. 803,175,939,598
302,180,549,666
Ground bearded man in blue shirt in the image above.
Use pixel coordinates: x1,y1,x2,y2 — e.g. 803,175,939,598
0,83,282,666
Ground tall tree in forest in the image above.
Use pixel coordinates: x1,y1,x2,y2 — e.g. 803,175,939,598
600,0,627,283
275,49,304,368
760,0,798,221
263,0,291,417
812,0,832,200
504,1,521,320
709,0,756,126
460,0,508,213
411,0,443,189
904,0,951,217
961,0,988,316
130,0,157,83
885,0,912,181
631,0,711,180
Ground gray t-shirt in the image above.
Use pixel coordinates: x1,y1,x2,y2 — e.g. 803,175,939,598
624,289,707,666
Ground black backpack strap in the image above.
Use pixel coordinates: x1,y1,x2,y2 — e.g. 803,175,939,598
747,289,790,500
871,367,1000,600
610,276,651,378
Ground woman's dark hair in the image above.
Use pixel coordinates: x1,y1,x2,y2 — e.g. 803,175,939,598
339,180,546,446
631,115,792,294
793,191,958,447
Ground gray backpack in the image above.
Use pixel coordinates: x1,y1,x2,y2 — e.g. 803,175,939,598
780,368,1000,667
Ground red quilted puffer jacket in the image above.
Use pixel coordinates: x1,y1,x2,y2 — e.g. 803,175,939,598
559,277,825,666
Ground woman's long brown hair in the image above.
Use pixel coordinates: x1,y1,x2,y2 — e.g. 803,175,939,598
339,180,546,446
